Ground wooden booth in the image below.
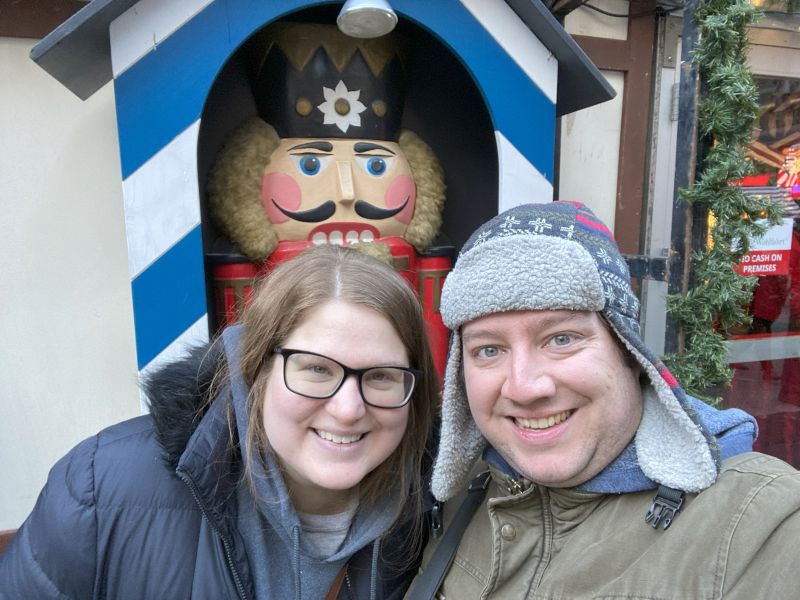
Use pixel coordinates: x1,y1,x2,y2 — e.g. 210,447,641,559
32,0,613,389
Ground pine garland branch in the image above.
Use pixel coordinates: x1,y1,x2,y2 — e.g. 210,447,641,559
664,0,784,401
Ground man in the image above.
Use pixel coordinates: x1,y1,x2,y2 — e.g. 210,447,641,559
407,201,800,599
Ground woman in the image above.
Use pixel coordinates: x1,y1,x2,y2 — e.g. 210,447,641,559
0,245,438,599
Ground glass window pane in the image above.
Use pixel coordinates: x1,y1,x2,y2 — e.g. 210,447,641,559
724,75,800,467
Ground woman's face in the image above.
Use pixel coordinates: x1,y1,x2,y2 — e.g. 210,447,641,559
262,300,410,513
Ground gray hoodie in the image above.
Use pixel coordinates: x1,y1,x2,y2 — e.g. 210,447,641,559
223,325,402,600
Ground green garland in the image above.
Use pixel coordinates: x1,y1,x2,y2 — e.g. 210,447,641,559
664,0,783,402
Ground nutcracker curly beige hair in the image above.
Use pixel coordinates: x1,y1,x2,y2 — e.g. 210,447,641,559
207,117,446,262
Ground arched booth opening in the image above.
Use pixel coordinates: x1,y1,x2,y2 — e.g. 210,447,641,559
197,4,497,374
199,5,498,260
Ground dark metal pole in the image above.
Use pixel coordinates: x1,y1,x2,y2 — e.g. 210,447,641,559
665,0,702,354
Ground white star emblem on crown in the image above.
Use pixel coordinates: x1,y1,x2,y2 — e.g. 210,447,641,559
317,81,367,133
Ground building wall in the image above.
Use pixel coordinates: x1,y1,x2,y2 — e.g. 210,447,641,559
0,37,140,530
560,1,679,353
560,0,628,229
558,70,624,228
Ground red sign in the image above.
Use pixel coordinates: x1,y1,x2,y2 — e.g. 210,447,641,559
734,218,794,276
735,249,791,275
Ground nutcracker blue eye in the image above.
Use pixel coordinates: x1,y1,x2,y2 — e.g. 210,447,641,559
366,157,386,175
291,154,331,176
355,155,394,177
300,155,320,175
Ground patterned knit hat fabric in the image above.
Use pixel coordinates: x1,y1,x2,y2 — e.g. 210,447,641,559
431,201,721,501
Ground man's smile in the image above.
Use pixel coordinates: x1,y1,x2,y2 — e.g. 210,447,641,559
514,410,573,430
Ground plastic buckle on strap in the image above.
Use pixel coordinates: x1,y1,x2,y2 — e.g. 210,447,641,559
468,471,491,493
645,485,685,530
430,501,443,540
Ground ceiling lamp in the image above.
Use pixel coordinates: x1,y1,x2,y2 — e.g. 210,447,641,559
336,0,398,38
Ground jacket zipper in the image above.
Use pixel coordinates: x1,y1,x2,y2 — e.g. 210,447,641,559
177,469,249,600
531,486,552,591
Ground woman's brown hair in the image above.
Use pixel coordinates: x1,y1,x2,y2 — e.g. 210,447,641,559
236,244,437,528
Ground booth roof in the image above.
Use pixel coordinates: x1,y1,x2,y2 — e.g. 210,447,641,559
30,0,614,116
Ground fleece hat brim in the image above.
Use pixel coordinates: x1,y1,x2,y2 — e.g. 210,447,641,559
431,202,720,501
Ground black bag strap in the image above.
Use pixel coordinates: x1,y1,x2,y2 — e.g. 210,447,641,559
408,471,491,600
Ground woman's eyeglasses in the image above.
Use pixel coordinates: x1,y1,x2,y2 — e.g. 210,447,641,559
273,347,420,409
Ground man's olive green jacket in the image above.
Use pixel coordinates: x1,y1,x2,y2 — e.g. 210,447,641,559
411,452,800,599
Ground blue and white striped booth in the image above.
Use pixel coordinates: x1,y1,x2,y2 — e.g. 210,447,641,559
32,0,613,391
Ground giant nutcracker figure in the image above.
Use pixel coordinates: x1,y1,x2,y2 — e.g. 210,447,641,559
207,22,450,374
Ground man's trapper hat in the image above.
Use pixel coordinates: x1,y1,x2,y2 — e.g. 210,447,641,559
431,201,721,501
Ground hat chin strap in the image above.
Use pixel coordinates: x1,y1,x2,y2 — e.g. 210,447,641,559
635,385,718,493
607,321,719,493
431,331,486,502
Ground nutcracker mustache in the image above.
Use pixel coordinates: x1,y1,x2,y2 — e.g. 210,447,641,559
354,198,408,220
273,199,336,222
272,198,408,222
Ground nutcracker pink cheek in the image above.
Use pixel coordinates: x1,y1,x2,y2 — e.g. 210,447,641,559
261,172,301,223
384,175,416,224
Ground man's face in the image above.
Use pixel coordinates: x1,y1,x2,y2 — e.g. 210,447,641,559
461,309,643,488
260,137,416,245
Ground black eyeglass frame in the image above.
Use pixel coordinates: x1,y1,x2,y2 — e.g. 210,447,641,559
273,347,422,409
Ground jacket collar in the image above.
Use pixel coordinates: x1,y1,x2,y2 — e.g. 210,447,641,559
143,336,241,521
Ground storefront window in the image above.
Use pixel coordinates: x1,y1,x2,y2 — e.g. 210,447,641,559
724,76,800,466
750,0,798,14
